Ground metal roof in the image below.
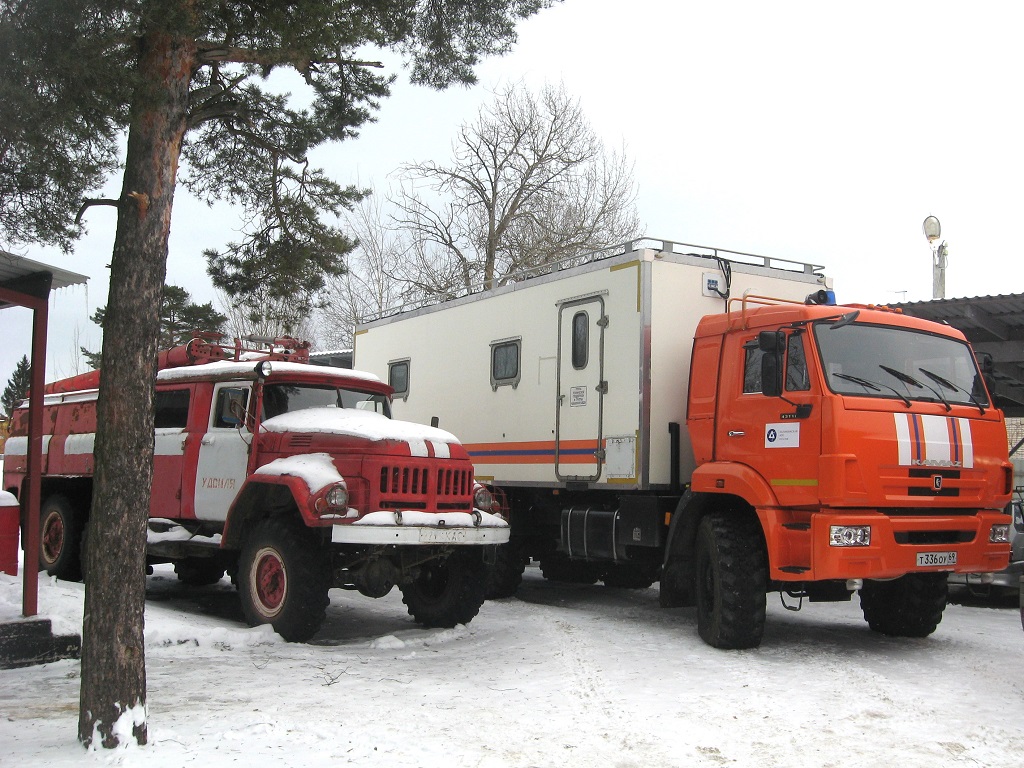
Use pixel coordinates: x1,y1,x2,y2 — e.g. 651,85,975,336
0,251,89,309
894,294,1024,417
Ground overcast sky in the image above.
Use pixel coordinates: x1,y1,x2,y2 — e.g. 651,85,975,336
4,0,1023,384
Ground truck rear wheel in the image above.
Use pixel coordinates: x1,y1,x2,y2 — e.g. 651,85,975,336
39,494,84,582
401,549,486,627
694,513,767,649
485,542,527,599
860,573,948,637
238,517,330,642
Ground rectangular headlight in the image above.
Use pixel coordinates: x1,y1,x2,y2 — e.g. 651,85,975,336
829,525,871,547
990,524,1010,544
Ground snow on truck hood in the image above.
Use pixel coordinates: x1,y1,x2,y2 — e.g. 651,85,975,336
253,453,344,494
260,408,462,453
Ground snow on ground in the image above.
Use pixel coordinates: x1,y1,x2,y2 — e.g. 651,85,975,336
1,565,1022,767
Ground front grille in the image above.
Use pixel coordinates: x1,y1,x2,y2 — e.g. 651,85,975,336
380,466,429,495
881,507,980,517
437,468,471,497
905,468,961,497
371,461,473,512
894,530,975,545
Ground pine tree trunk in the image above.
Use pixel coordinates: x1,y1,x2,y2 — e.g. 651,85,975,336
77,24,195,749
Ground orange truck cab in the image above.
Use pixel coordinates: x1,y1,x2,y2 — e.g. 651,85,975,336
664,297,1013,646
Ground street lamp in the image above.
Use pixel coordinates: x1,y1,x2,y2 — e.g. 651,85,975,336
922,215,947,299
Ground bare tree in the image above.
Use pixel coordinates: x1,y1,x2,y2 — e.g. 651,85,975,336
318,192,416,349
216,288,320,347
393,82,641,295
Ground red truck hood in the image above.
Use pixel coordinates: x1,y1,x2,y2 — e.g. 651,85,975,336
260,408,464,459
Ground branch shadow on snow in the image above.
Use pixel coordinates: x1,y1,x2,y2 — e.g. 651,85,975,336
144,570,449,647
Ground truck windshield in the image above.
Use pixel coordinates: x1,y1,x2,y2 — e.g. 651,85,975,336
813,322,989,409
263,383,391,419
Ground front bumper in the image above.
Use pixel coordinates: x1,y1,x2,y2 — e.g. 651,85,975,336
768,509,1011,581
331,509,510,546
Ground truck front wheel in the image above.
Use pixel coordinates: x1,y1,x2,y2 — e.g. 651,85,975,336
485,542,527,599
860,573,948,637
401,549,486,627
39,494,84,582
694,513,767,649
238,517,330,642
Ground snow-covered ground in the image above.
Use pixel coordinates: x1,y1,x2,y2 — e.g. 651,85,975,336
1,563,1022,767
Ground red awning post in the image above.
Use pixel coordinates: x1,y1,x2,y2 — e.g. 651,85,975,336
21,290,49,616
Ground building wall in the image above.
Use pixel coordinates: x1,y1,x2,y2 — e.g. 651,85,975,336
1007,416,1024,490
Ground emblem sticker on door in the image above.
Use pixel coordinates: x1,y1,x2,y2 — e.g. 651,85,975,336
765,423,799,448
570,386,588,406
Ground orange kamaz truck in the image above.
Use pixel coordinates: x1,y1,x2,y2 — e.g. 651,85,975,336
354,239,1013,649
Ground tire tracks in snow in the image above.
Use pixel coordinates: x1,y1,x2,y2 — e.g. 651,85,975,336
533,601,677,767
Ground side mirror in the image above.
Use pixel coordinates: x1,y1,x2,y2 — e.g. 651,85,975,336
759,331,784,397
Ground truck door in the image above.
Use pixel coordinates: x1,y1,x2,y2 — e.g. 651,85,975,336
716,329,822,507
151,386,192,519
193,383,252,522
556,295,606,481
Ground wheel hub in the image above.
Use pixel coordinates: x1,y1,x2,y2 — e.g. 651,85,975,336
41,511,64,565
251,547,287,617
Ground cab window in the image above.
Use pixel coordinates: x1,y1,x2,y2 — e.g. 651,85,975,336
743,346,763,394
155,389,190,428
785,333,810,392
213,386,250,428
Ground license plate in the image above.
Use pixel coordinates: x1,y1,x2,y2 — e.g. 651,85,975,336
916,551,957,567
419,528,469,543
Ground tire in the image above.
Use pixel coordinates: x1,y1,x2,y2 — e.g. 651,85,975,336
694,513,767,650
485,543,527,599
174,558,226,587
238,517,330,642
539,555,600,584
860,573,948,637
39,494,84,581
601,564,656,589
401,549,487,627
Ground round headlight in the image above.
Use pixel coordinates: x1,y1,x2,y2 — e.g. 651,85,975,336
326,484,349,510
473,485,494,511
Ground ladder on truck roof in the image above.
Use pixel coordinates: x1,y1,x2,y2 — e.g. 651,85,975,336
365,237,828,321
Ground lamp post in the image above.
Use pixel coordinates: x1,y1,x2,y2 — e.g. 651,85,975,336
922,215,947,299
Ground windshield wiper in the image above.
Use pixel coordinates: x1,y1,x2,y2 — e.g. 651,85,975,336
918,367,987,414
879,365,950,412
833,373,911,407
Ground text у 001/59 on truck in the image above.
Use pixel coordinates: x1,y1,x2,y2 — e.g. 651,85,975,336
354,238,1013,650
2,335,508,642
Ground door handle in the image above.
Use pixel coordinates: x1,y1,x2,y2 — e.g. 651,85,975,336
201,436,213,445
728,431,746,437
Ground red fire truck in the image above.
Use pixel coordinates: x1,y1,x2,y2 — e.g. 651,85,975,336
3,335,508,641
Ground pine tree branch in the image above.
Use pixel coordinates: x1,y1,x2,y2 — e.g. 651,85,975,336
196,42,384,72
